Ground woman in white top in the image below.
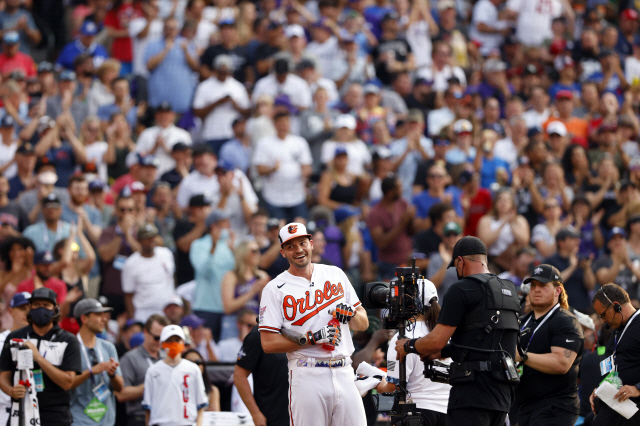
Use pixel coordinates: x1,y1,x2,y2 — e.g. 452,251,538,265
531,197,564,259
377,281,450,426
477,187,530,271
321,114,372,176
80,116,108,183
87,59,121,116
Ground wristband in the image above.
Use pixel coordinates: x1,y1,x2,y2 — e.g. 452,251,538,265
307,331,315,345
404,338,419,354
635,382,640,392
520,351,528,364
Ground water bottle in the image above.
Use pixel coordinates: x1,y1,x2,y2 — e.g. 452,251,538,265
322,318,340,351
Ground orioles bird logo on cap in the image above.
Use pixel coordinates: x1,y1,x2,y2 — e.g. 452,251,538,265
288,225,298,234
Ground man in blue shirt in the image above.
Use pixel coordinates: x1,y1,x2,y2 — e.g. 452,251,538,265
218,117,251,174
412,163,463,230
477,129,510,189
57,21,109,71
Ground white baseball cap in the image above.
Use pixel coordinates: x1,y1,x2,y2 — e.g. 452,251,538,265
160,324,186,343
279,222,312,246
453,119,473,134
163,294,184,309
334,114,356,130
418,279,438,307
547,121,567,137
285,24,305,39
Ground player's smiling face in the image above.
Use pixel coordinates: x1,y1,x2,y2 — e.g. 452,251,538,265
281,236,313,268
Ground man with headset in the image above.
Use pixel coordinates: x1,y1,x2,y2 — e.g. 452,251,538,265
0,287,82,426
396,236,521,426
590,283,640,425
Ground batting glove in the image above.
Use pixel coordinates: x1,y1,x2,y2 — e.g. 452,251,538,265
334,303,355,324
307,325,341,346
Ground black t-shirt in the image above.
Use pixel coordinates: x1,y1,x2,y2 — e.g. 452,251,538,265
0,201,29,232
372,38,412,86
602,311,640,403
0,324,82,426
254,43,281,79
544,253,592,312
173,219,203,285
438,275,518,412
585,183,619,230
579,349,608,417
261,243,289,279
236,326,289,426
159,169,184,190
414,229,441,258
200,44,250,83
516,306,584,415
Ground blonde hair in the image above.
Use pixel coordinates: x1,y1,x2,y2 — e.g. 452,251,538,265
96,59,122,80
553,281,569,309
80,116,104,143
232,240,258,283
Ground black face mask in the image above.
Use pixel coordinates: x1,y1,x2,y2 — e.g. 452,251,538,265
30,307,55,326
82,71,94,78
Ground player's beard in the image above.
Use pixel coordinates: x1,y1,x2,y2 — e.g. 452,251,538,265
290,252,310,269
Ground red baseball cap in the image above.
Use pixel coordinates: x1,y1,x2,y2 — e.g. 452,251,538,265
555,90,573,100
621,9,639,21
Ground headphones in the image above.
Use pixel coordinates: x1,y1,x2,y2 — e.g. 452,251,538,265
602,289,622,313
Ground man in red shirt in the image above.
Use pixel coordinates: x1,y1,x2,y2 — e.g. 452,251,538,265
15,250,67,304
0,31,36,78
459,169,492,236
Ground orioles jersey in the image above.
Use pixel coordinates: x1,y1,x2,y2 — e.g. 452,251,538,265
258,263,362,360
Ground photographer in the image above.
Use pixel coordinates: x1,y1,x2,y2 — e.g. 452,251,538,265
395,236,520,426
516,265,584,426
378,279,450,426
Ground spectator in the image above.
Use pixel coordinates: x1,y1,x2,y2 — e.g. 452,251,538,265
97,195,141,315
251,58,312,112
190,211,235,341
254,21,285,80
218,117,252,174
142,325,208,426
427,220,462,301
16,250,67,302
144,17,199,113
69,298,123,426
569,196,604,258
135,101,192,177
57,21,109,71
183,349,221,411
507,0,574,48
162,294,184,325
253,111,312,222
0,237,34,330
543,90,589,142
87,59,122,116
0,174,28,233
593,227,640,306
0,0,41,55
117,314,170,426
23,193,73,252
531,197,563,259
116,319,143,357
212,160,258,239
474,129,511,189
122,223,175,322
459,170,493,237
372,12,415,86
45,70,90,132
128,0,164,102
96,78,139,130
418,41,466,92
18,161,70,223
318,147,363,210
0,32,36,79
61,175,102,246
321,114,371,176
497,246,537,288
159,142,192,189
104,0,139,75
181,313,218,362
7,142,36,200
173,194,210,285
412,163,462,231
192,54,251,155
0,287,81,426
176,144,217,209
199,18,250,84
87,180,112,228
469,0,511,56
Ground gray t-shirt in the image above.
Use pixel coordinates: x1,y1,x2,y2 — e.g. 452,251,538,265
120,345,163,416
18,187,70,222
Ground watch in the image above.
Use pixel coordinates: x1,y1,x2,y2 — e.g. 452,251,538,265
403,339,419,354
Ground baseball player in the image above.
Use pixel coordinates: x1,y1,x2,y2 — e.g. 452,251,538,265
259,222,369,426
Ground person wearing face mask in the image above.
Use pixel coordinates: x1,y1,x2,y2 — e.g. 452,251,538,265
0,287,82,426
395,236,520,426
142,325,208,426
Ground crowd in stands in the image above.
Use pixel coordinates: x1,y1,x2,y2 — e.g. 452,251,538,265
0,0,636,422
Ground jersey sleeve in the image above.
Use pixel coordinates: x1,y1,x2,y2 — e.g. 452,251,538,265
236,329,261,372
258,284,284,333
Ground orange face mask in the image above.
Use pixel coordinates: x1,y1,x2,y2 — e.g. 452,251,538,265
162,342,185,358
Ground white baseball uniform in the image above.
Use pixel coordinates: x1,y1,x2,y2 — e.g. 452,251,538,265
259,263,367,426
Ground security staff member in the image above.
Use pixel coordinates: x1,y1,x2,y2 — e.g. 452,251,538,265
396,236,520,426
516,264,584,426
590,284,640,426
0,288,82,426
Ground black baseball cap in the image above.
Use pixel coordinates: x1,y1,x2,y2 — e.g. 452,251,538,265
192,144,213,157
29,287,57,305
523,264,562,284
189,194,211,207
556,226,580,241
155,101,172,113
172,142,190,153
447,236,487,268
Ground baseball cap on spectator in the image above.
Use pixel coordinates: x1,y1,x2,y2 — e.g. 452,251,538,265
160,324,186,342
274,94,297,115
523,264,562,284
34,251,55,265
503,34,519,46
598,123,617,134
620,179,635,191
447,236,487,268
3,31,19,44
73,298,113,319
363,84,380,95
205,210,230,228
285,24,305,39
444,221,462,236
522,64,538,76
0,115,15,128
37,61,53,74
37,116,56,134
129,332,144,348
123,319,144,331
556,226,580,241
274,58,290,74
16,143,35,155
156,101,172,112
547,121,567,137
453,119,473,135
279,222,312,246
527,127,543,138
554,56,574,71
483,58,507,73
88,180,104,192
10,292,31,308
267,20,282,31
621,9,639,20
407,109,424,123
555,90,573,101
42,193,60,207
216,159,234,173
138,223,159,239
29,287,57,304
334,205,360,224
381,12,399,23
171,142,190,153
373,146,392,160
8,70,25,81
214,54,234,71
164,294,184,309
267,217,281,230
189,194,211,207
458,170,474,186
138,154,159,168
609,226,627,240
59,70,76,81
415,77,433,87
192,144,213,157
218,18,235,27
295,59,315,72
80,20,99,36
437,0,455,11
181,313,205,329
334,114,356,130
130,181,145,193
334,146,348,157
434,139,450,147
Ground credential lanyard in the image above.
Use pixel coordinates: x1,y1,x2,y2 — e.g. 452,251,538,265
614,309,640,364
77,334,104,385
520,303,561,352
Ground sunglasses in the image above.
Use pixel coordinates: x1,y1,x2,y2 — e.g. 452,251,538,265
191,359,203,365
149,333,161,341
119,208,134,213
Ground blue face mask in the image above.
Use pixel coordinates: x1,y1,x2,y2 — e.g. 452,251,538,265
220,228,230,240
30,307,55,326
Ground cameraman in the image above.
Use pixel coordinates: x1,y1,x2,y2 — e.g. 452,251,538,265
378,280,450,426
396,236,520,426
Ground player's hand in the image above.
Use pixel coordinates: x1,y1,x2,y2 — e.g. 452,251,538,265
11,384,26,399
332,303,355,324
395,338,409,361
307,325,341,346
615,385,640,402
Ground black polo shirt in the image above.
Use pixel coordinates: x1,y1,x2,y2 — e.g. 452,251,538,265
516,306,584,415
603,310,640,403
438,276,518,413
0,324,82,426
236,326,289,426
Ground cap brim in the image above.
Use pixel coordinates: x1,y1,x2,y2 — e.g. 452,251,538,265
522,276,552,284
280,233,312,247
447,258,456,268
